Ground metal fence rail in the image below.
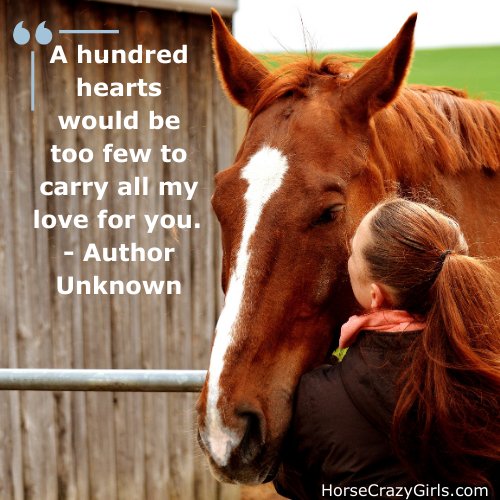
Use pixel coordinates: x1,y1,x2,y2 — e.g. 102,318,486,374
0,369,207,392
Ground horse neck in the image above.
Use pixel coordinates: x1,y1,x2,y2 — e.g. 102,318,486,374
370,87,500,188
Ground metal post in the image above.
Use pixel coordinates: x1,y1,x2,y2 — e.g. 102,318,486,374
0,369,207,392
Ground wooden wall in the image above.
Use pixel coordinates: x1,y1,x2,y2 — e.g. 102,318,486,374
0,0,238,498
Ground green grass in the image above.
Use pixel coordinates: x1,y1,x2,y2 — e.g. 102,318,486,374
259,46,500,102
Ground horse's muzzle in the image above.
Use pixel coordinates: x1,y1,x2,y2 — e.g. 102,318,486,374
197,403,278,484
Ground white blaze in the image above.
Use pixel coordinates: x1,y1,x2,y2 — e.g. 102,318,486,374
205,146,289,466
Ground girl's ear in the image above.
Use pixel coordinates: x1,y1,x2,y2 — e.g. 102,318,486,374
370,283,390,309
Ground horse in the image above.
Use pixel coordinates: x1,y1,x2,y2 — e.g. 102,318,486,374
196,9,500,485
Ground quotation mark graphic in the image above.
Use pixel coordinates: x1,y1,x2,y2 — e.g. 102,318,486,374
13,21,54,112
13,21,53,45
12,21,30,45
13,21,118,112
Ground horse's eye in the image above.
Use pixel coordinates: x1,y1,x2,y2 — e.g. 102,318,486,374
312,204,344,226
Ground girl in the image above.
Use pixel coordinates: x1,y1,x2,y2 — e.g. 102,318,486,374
274,198,499,499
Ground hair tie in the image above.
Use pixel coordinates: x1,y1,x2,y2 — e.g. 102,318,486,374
439,249,452,264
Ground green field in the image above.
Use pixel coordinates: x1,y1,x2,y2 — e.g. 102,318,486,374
260,46,500,102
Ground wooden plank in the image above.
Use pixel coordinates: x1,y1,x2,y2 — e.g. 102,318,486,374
101,5,147,499
30,1,59,495
7,0,58,497
0,2,23,499
135,8,171,500
58,7,91,489
73,3,117,498
161,10,199,500
41,1,87,498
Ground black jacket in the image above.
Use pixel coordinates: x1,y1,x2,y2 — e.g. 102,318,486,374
273,330,497,499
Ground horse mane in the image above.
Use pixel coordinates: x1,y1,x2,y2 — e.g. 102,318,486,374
252,56,500,177
374,85,500,178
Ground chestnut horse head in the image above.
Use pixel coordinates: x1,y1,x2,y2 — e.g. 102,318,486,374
197,10,500,484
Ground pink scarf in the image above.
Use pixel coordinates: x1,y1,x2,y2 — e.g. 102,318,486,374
339,309,426,349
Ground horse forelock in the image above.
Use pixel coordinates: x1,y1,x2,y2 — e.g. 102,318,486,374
251,55,361,120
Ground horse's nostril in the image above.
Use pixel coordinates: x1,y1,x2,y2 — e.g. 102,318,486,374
236,408,265,465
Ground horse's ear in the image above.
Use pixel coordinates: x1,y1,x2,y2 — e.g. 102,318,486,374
343,13,417,121
211,9,270,111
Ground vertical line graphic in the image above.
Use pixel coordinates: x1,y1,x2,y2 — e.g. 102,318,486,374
31,50,35,112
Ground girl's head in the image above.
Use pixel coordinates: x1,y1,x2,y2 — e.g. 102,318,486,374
348,198,468,313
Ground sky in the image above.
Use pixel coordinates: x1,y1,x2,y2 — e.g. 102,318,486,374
234,0,500,52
